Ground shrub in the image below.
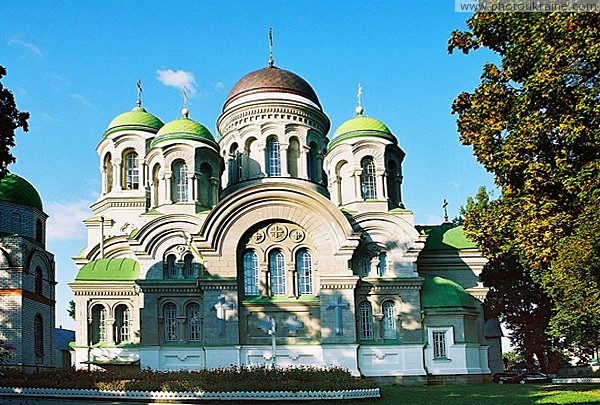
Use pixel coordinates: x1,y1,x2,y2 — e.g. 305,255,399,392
0,365,376,392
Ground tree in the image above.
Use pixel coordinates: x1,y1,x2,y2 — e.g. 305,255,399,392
449,13,600,357
68,300,76,321
460,187,558,372
0,65,29,180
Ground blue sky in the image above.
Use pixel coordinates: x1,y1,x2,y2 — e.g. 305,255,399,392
2,1,496,329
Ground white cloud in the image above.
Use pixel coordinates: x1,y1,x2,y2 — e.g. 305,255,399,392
70,93,94,108
156,69,197,94
214,81,224,91
8,34,43,58
46,200,92,241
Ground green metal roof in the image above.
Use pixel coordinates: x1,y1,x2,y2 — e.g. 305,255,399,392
104,106,164,137
150,116,217,148
329,114,397,150
416,224,477,251
75,258,140,281
421,274,476,311
0,172,43,210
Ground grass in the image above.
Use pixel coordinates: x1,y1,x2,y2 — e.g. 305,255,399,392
371,384,600,405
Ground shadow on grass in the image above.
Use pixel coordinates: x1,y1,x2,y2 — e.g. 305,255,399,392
367,384,600,405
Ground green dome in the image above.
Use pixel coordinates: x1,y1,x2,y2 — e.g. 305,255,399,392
421,274,476,312
150,116,217,148
329,114,397,150
104,106,164,137
75,258,140,281
0,172,43,210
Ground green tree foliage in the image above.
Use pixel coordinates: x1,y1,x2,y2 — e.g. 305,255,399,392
68,300,76,321
450,13,600,358
460,187,558,372
0,65,29,180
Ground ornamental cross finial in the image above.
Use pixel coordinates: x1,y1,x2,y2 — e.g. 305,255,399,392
268,27,274,67
356,83,364,115
443,199,449,223
136,79,143,107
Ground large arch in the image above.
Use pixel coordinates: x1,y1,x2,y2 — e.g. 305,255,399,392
198,181,359,260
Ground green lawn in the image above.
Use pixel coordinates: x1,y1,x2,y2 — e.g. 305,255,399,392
371,384,600,405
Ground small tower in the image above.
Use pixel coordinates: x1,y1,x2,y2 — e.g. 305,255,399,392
324,104,405,212
0,173,56,368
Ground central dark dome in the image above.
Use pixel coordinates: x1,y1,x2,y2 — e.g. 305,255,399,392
224,66,321,110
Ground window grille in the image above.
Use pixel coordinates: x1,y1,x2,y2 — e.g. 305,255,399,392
269,249,286,295
382,301,397,339
187,303,201,341
166,255,177,278
115,305,130,343
126,152,139,190
243,251,260,296
433,331,447,358
184,254,195,278
359,301,374,340
267,138,281,177
173,161,188,202
359,255,371,277
361,158,377,199
296,249,313,295
164,303,178,342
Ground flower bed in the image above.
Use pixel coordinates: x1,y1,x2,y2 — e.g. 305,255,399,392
0,365,377,393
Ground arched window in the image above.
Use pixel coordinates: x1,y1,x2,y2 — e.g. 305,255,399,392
104,153,113,193
296,249,313,295
359,255,371,277
91,305,107,344
378,252,388,276
115,304,131,344
165,254,177,278
184,254,195,278
269,249,286,295
387,160,399,205
382,301,397,340
200,162,214,207
34,314,44,357
266,137,281,177
288,137,300,177
172,161,188,202
12,212,22,234
307,141,317,181
361,157,377,199
35,266,43,295
163,303,178,342
124,151,139,190
35,219,43,243
152,164,160,207
358,301,374,341
243,250,260,296
186,303,201,341
228,143,239,184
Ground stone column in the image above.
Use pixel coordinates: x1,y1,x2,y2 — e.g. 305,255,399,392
376,170,386,200
114,160,123,191
210,178,220,206
280,143,289,176
353,170,362,201
300,146,309,179
188,173,196,203
164,173,173,204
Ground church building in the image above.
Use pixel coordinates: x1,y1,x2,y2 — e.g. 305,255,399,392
0,173,56,369
69,59,497,383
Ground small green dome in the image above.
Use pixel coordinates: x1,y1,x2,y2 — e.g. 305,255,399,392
104,106,164,137
75,258,140,281
0,172,43,210
329,114,397,150
150,115,217,148
421,274,476,312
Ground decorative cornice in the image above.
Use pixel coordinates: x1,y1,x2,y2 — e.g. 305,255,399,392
219,105,328,135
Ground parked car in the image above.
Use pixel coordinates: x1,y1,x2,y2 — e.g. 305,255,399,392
493,372,520,384
493,371,552,384
517,372,552,384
